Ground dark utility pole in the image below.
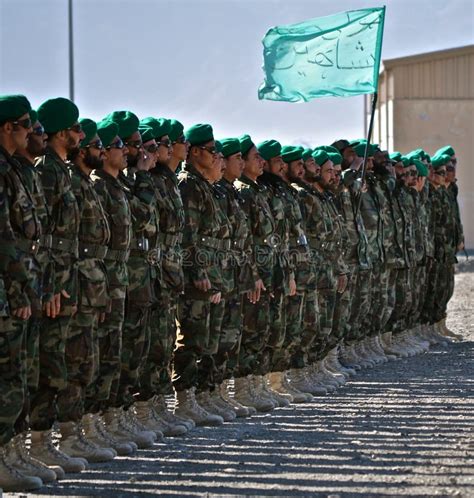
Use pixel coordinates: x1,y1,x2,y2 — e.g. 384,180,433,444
68,0,74,101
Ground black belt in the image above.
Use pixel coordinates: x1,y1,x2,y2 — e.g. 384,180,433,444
78,242,108,259
253,234,279,248
16,237,41,257
129,247,162,265
158,232,183,247
51,236,79,257
199,235,231,251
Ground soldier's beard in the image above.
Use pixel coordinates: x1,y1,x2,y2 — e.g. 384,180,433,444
127,153,138,168
304,170,320,182
84,150,104,170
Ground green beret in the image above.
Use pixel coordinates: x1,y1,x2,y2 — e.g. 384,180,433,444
138,124,155,144
105,110,139,140
412,158,428,177
390,151,403,163
314,145,339,154
0,94,32,123
79,118,97,147
431,153,451,169
29,109,38,125
97,120,119,147
312,149,330,166
405,148,424,160
257,140,281,161
185,123,214,146
353,142,377,158
239,134,255,155
281,145,303,163
400,156,410,167
327,151,342,165
37,97,79,133
219,138,241,158
435,145,455,157
302,148,313,161
168,119,184,142
215,140,223,154
140,117,171,140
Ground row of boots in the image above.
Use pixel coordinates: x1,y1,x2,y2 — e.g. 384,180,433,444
0,320,460,492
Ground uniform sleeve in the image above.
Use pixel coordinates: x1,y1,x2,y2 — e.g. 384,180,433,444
179,177,209,282
128,171,155,231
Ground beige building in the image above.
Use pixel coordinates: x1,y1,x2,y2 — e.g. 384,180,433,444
366,45,474,249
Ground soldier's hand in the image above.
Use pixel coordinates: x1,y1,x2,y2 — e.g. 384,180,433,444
210,292,221,304
337,274,348,293
99,312,106,323
248,279,265,304
289,277,297,297
193,278,211,292
44,293,61,318
136,149,153,171
457,242,465,252
12,306,31,320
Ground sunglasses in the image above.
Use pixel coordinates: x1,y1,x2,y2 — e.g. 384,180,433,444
125,140,142,149
32,125,45,136
199,145,217,155
84,139,104,150
144,143,159,153
11,117,32,129
409,170,418,177
157,139,172,149
67,123,82,133
446,166,455,172
434,170,446,176
106,138,125,150
172,135,187,145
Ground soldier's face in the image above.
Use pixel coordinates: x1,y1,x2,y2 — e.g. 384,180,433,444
433,167,447,186
288,159,304,180
143,139,160,164
303,158,320,182
83,147,104,170
407,165,418,187
125,131,143,167
209,153,225,183
27,120,48,157
342,146,356,168
333,165,342,185
243,146,264,178
224,152,244,181
318,160,335,189
194,140,217,171
171,136,189,162
11,113,33,150
157,134,172,163
268,155,284,176
66,121,85,154
104,135,129,171
446,161,456,183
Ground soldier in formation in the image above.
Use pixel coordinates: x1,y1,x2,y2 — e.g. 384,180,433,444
0,93,465,492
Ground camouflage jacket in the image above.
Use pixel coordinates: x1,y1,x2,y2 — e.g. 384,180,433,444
360,173,385,267
334,186,371,270
120,170,160,307
430,184,456,263
36,146,80,312
234,174,276,292
93,169,131,290
398,183,418,268
215,178,258,294
0,145,42,313
148,163,185,294
71,165,111,309
421,182,435,259
258,171,294,294
447,181,464,250
178,163,226,297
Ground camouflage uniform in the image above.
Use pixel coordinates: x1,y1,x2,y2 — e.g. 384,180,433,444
114,170,160,408
86,169,131,413
56,164,110,423
234,174,276,377
30,147,80,431
13,155,53,434
139,163,185,399
258,171,293,374
0,146,42,444
213,178,257,385
172,163,226,393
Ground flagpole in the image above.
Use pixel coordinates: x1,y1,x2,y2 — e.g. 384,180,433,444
68,0,75,101
355,91,378,217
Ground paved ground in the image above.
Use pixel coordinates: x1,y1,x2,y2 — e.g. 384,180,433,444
6,259,473,497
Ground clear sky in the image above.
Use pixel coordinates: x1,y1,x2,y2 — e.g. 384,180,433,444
0,0,473,147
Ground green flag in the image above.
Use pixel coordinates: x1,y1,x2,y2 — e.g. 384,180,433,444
258,7,386,102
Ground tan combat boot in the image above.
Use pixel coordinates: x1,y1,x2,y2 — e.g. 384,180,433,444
0,445,43,492
151,394,194,431
263,373,291,406
281,371,314,402
288,368,325,397
220,380,251,417
174,388,224,426
30,429,86,473
103,408,156,449
209,389,238,420
339,343,362,370
439,318,463,340
89,413,136,455
59,421,115,463
6,433,57,483
234,376,274,412
135,400,188,437
266,371,294,403
81,414,117,457
196,391,234,422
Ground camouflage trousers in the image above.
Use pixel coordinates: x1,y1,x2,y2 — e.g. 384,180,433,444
172,296,216,393
330,267,356,349
214,291,243,386
408,265,427,329
85,288,126,413
29,315,69,431
139,289,178,400
291,288,320,369
0,315,27,445
57,307,100,422
344,268,372,343
421,257,437,325
365,264,391,337
433,260,455,323
267,289,290,373
386,267,412,334
237,291,271,377
272,293,305,372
